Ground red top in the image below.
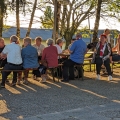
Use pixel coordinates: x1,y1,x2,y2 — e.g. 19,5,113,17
100,43,104,57
42,45,58,67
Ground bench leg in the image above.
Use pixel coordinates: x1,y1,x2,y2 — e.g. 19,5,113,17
51,68,55,82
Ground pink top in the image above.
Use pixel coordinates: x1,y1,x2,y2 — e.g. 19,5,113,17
42,45,58,67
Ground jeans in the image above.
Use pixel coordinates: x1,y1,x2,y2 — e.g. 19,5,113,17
1,63,23,86
63,59,79,80
95,58,112,75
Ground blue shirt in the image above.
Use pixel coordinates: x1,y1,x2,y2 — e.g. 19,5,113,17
21,45,39,68
70,39,87,63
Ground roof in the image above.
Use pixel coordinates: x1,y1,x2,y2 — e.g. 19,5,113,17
2,27,120,42
2,27,53,40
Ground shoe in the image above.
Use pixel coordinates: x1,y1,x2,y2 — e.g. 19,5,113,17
33,75,36,80
61,79,69,82
40,76,46,83
96,74,100,80
36,77,41,81
10,83,16,87
16,80,21,85
6,79,9,83
0,84,5,88
108,75,112,81
23,80,28,85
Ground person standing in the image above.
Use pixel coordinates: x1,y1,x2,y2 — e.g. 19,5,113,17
0,35,23,88
62,33,87,82
103,29,111,43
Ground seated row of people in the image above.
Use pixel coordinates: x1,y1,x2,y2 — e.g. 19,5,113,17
0,36,59,88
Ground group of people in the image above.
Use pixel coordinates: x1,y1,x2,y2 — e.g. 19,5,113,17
0,36,59,88
0,28,120,88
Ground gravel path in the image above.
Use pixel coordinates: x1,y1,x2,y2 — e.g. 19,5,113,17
0,68,120,120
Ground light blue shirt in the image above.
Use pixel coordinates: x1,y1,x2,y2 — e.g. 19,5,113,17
70,39,87,63
21,45,39,68
2,42,22,64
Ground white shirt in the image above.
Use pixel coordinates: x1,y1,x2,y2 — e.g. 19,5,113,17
33,44,45,56
2,42,22,64
55,44,62,54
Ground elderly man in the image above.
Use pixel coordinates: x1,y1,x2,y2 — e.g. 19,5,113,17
62,33,87,82
21,37,39,84
0,35,23,88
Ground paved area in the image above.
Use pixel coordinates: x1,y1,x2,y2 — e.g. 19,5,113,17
1,68,120,120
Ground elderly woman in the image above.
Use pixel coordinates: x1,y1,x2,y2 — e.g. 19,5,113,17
33,36,45,61
92,34,112,80
40,38,58,82
55,38,64,54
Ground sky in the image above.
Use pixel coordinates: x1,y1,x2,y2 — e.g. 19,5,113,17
5,10,120,31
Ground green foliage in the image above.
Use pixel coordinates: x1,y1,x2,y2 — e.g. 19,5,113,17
0,0,7,13
40,6,53,28
77,26,92,38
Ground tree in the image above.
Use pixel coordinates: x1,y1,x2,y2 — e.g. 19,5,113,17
92,0,102,42
60,0,95,47
26,0,37,37
40,6,54,28
0,0,6,37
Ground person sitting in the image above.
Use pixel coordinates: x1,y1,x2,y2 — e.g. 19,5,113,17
112,34,120,61
0,38,7,68
68,38,76,50
62,33,87,82
33,36,45,61
21,37,39,84
0,35,23,88
40,38,58,82
92,34,112,80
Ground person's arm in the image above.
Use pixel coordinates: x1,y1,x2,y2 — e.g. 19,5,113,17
0,46,8,59
69,42,76,54
103,43,111,61
112,43,118,51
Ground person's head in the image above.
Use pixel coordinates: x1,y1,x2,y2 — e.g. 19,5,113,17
56,38,63,47
76,33,82,40
104,29,110,35
0,38,5,48
46,38,54,46
10,35,19,43
35,36,42,46
71,38,76,43
23,37,32,47
100,34,107,44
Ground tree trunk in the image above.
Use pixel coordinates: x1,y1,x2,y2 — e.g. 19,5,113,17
16,0,20,38
0,8,3,37
26,0,37,37
56,2,61,39
53,1,61,43
64,31,73,49
92,0,102,42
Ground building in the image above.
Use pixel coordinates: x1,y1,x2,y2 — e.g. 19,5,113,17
2,27,120,46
